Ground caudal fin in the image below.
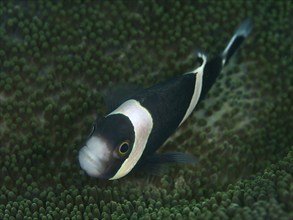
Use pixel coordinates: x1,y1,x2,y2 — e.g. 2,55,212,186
221,18,252,66
199,18,252,101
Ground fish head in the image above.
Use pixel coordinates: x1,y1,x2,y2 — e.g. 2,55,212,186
78,114,135,180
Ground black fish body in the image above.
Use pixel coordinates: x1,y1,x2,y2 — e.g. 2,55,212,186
132,72,199,154
79,18,252,180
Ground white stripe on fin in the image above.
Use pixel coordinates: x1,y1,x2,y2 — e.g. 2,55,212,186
222,18,252,66
107,99,153,180
180,53,207,126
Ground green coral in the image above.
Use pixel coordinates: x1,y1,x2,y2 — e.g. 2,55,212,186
0,0,292,219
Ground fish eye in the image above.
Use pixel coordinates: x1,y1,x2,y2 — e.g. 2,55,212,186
118,141,130,156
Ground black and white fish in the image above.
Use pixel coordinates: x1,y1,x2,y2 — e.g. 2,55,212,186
79,18,252,180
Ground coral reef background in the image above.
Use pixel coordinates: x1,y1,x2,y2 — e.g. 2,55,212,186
0,0,292,219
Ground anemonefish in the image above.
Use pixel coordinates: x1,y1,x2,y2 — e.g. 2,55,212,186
79,18,252,180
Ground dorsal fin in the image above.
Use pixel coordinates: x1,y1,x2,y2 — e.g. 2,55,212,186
102,84,141,113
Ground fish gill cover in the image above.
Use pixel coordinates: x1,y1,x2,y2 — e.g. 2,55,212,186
0,0,292,219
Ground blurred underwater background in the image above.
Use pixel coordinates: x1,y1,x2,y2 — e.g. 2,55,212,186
0,0,292,219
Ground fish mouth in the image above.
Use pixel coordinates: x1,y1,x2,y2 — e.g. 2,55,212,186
78,145,105,177
78,136,111,178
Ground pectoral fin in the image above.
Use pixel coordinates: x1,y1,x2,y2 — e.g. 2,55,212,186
146,152,197,164
138,152,197,176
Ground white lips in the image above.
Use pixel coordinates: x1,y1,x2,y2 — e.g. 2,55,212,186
78,137,110,177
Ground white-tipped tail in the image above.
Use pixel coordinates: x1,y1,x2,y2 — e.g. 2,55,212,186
222,18,252,65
